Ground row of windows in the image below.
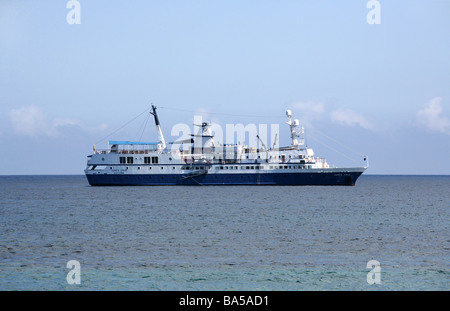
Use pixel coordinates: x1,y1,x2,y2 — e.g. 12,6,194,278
117,156,307,165
117,156,306,166
120,156,158,164
144,157,159,164
113,166,173,170
119,157,134,164
215,165,309,170
269,165,309,169
180,165,309,171
110,165,311,170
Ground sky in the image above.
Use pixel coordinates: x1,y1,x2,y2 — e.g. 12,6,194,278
0,0,449,175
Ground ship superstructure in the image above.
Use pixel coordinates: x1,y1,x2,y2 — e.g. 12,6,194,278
85,106,367,186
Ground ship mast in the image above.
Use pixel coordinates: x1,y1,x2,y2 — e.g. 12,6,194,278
285,109,304,148
150,105,166,149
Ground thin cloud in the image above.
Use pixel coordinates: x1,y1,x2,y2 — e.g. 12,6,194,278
416,97,450,135
330,109,374,130
9,105,107,137
291,101,375,130
292,101,325,114
291,101,326,128
9,105,52,137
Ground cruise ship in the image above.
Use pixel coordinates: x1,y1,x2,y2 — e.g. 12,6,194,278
85,106,368,186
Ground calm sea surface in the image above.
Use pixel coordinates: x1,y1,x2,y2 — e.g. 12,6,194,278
0,175,448,290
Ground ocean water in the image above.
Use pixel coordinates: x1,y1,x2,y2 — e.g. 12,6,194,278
0,175,448,291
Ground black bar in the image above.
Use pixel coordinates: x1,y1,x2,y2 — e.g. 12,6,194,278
0,291,443,309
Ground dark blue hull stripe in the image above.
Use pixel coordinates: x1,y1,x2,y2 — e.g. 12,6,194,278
86,172,363,186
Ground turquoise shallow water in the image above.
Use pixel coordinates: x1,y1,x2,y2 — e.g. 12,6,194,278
0,175,449,290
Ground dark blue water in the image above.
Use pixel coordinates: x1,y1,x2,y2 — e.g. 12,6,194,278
0,175,448,290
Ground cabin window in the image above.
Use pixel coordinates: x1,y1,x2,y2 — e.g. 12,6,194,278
151,157,158,164
144,157,151,164
127,157,133,164
120,157,126,164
